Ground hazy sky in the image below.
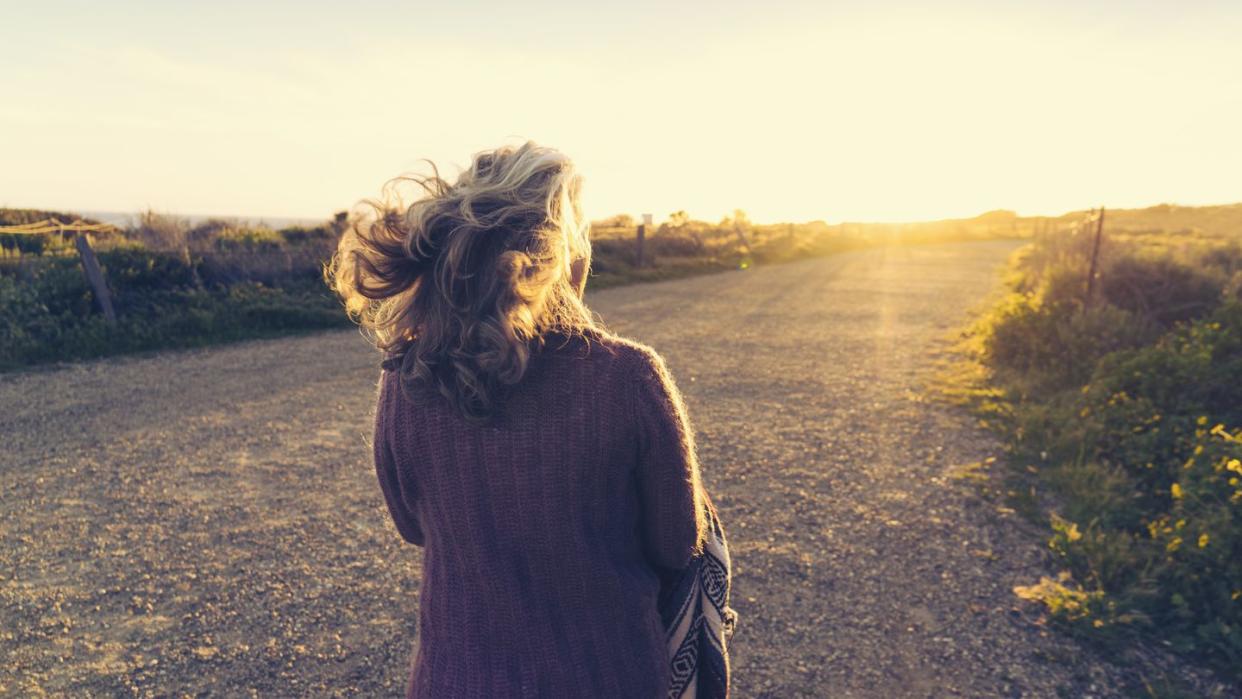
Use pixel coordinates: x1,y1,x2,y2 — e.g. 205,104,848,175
2,0,1240,223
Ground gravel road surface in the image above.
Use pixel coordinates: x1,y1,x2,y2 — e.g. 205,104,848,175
2,241,1191,697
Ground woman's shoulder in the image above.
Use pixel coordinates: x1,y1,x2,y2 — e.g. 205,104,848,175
540,327,663,371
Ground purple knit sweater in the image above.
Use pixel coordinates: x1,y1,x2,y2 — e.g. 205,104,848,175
372,328,709,698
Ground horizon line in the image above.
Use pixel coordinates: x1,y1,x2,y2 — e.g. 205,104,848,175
5,199,1242,229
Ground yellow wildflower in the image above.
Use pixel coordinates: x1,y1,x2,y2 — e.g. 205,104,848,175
1066,523,1082,542
1167,537,1183,552
1171,483,1184,499
1198,533,1210,548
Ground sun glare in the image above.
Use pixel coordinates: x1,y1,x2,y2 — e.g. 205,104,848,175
0,2,1239,224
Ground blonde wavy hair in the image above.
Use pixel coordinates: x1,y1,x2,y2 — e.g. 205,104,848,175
330,141,598,422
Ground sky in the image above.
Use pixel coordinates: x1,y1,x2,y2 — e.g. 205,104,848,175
2,0,1240,224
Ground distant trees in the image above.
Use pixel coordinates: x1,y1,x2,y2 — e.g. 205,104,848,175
658,210,705,250
720,209,750,230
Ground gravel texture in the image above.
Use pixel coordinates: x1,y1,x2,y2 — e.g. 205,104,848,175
2,240,1224,697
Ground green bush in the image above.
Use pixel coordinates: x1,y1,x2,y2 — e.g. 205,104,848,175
0,253,346,369
214,227,284,252
1079,303,1242,490
982,293,1154,389
278,224,336,245
1147,424,1242,660
646,231,705,257
99,247,198,291
0,209,362,368
977,229,1242,678
1100,255,1225,327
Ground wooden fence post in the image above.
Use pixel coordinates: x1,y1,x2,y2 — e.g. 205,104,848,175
733,221,753,255
1084,206,1106,306
182,243,204,289
74,232,117,324
636,214,653,268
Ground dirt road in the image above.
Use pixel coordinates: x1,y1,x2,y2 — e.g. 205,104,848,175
2,241,1140,697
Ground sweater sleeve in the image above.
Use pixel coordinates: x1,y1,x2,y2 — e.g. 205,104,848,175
374,370,425,546
631,347,708,570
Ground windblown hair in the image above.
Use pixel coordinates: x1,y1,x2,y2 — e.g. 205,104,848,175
330,141,598,422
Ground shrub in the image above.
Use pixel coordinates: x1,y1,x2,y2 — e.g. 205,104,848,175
982,293,1153,389
213,227,284,253
1077,301,1242,477
0,255,346,368
278,224,336,245
98,247,197,292
1100,255,1224,327
587,237,639,273
976,229,1242,678
647,231,705,257
134,210,191,251
1146,424,1242,661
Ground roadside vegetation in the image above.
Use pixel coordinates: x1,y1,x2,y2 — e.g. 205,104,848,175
9,202,1238,371
958,212,1242,682
0,206,1026,369
0,209,348,369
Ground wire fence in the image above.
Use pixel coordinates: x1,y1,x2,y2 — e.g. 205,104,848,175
0,220,126,322
0,219,120,236
0,220,337,324
0,219,121,260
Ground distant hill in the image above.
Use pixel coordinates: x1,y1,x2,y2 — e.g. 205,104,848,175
828,204,1242,243
1048,203,1242,237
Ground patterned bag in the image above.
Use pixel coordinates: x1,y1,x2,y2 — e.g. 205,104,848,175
657,496,739,698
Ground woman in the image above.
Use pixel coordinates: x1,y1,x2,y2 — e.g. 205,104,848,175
331,141,733,698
